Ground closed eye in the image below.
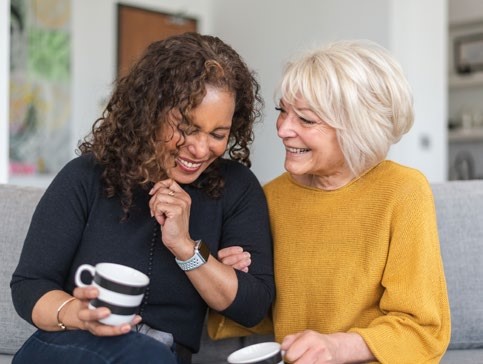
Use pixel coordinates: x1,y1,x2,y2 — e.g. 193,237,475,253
211,132,228,140
299,117,317,125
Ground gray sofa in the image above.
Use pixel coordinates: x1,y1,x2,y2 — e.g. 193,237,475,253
1,181,483,363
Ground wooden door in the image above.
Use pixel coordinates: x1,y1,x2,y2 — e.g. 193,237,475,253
117,5,197,78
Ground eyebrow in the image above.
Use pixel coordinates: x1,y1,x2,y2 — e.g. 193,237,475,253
279,98,312,113
192,123,232,132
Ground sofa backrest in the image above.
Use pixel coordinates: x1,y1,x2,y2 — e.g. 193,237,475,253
431,180,483,350
1,180,483,358
0,184,42,355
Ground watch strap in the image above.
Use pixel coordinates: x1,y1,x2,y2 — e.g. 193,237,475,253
175,240,210,271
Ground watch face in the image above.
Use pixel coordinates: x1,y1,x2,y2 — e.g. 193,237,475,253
198,240,210,262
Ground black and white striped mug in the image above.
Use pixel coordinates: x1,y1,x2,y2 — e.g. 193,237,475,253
75,262,149,326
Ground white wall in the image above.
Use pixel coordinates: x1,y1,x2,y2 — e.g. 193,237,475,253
0,0,10,184
211,0,447,183
387,0,447,182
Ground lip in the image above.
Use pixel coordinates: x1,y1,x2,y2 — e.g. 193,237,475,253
176,157,205,173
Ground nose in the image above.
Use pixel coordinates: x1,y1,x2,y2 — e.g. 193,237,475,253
186,133,209,158
276,114,297,139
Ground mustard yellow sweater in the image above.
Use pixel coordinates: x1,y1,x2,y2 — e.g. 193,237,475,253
263,161,451,364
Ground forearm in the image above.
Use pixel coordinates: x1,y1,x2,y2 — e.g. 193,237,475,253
167,236,238,311
32,290,82,331
185,255,238,311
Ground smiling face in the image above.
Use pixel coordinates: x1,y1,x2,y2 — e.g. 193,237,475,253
162,86,235,185
276,97,354,189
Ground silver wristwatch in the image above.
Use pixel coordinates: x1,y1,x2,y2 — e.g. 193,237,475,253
175,240,210,271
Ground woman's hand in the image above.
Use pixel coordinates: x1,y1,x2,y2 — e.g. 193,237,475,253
281,330,374,364
149,179,193,257
281,330,340,364
72,286,141,336
218,246,251,273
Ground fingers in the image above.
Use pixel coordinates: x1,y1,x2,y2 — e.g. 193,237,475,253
281,332,301,351
217,246,243,259
218,246,251,272
83,315,133,336
282,331,337,364
73,286,98,301
149,179,190,221
73,287,139,336
149,179,181,195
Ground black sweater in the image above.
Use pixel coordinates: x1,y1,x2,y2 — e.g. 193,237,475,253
11,155,274,352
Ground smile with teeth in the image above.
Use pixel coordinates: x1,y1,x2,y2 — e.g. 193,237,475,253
286,147,310,154
177,157,203,170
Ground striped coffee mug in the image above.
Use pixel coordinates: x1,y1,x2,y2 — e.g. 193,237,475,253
75,262,149,326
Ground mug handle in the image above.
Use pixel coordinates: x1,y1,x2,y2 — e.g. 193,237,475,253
75,264,96,287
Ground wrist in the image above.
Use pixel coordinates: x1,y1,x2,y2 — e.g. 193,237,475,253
56,297,76,330
333,332,374,363
173,238,198,261
175,239,210,271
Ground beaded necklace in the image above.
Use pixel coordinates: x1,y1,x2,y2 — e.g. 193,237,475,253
138,221,158,317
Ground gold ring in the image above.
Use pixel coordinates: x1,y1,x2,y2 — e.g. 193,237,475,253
168,190,175,196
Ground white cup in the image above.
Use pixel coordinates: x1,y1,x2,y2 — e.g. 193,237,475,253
75,262,149,326
227,342,285,364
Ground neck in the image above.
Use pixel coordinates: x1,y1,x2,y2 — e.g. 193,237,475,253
294,171,355,191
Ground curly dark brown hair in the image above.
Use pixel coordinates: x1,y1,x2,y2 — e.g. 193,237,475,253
78,32,263,216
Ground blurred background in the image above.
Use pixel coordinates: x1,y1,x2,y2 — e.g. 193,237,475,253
2,0,483,187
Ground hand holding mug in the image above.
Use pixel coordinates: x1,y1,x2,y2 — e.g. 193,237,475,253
75,262,149,333
73,285,141,336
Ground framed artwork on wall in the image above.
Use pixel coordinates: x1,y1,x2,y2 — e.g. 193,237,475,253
9,0,71,178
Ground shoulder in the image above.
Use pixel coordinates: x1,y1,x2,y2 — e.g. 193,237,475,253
219,159,261,191
57,153,99,174
263,173,290,195
379,160,430,186
215,159,267,209
49,154,103,194
370,160,433,200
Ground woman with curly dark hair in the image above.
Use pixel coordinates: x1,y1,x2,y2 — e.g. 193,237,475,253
11,33,274,364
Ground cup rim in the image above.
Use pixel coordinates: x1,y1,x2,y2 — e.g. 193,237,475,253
96,262,149,286
227,342,281,364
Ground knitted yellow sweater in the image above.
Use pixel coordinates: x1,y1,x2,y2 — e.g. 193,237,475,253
263,161,450,364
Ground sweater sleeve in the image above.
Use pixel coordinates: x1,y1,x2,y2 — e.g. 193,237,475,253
350,174,451,363
215,162,275,327
10,156,96,325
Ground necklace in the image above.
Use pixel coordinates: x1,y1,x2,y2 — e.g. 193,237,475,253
138,221,158,317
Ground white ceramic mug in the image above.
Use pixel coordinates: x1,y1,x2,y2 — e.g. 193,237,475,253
75,262,149,326
227,342,285,364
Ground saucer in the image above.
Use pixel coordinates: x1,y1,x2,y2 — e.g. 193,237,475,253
227,342,281,363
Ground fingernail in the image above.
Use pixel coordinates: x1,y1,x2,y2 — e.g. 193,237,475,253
99,308,110,317
121,324,131,333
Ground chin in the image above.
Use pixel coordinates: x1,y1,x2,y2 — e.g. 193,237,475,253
170,169,203,185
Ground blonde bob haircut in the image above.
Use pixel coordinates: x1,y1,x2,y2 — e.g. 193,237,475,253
278,39,414,177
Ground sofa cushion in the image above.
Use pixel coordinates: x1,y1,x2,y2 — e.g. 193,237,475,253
432,181,483,350
440,349,483,363
0,184,43,354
